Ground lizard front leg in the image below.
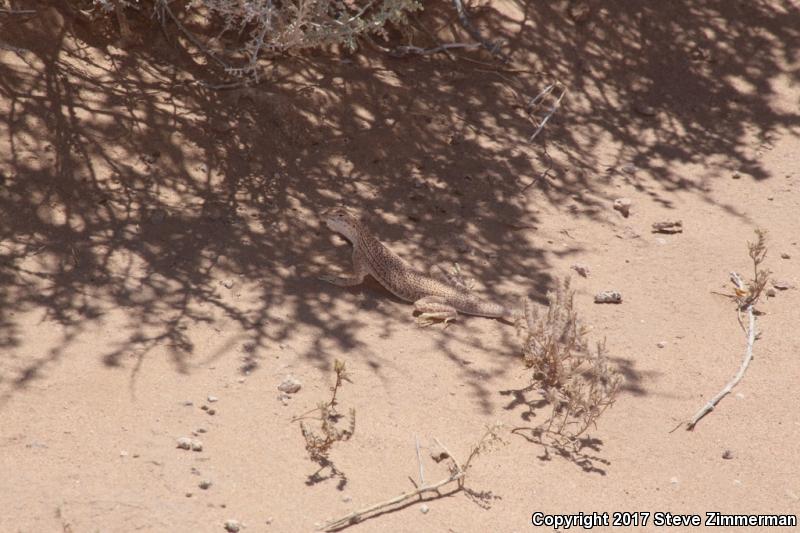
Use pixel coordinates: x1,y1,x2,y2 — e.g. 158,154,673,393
414,295,458,327
319,248,368,287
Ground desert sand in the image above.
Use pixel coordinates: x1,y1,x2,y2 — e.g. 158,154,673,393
1,2,798,532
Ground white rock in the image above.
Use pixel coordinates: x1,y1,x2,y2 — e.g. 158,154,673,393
657,341,666,348
420,504,430,514
613,198,632,217
278,375,302,394
594,291,622,304
224,519,240,532
177,437,203,452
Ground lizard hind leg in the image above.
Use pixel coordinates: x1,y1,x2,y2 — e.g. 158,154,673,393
414,296,459,327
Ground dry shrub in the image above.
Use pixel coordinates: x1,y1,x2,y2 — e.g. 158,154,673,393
294,359,355,464
734,228,770,310
516,278,623,446
87,0,421,77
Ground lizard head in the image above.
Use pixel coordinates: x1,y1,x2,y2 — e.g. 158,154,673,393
322,207,361,241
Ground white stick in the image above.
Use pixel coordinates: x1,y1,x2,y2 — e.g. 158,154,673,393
529,85,568,142
686,304,756,430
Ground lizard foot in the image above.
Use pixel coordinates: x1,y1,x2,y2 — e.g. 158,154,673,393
414,296,458,327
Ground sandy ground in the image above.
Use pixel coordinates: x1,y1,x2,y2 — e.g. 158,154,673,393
1,1,799,532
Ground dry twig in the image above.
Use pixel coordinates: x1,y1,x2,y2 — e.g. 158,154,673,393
0,7,35,14
450,0,509,61
676,229,769,431
528,83,568,142
320,423,503,531
684,305,756,430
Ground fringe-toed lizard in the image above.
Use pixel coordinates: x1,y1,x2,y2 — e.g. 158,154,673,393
319,208,513,326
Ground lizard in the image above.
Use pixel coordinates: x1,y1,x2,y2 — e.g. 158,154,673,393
319,207,514,326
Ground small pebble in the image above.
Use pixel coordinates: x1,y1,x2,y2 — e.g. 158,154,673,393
616,226,641,240
186,492,193,498
177,437,204,451
634,103,657,116
722,450,734,460
613,197,632,217
429,442,450,463
201,405,209,411
238,377,246,384
733,479,742,486
196,428,207,434
183,400,194,407
207,408,216,416
224,519,241,532
278,375,302,394
420,504,430,514
657,341,667,348
570,263,591,278
208,395,219,403
732,173,741,179
222,279,235,289
594,290,622,304
781,253,791,259
772,279,793,291
277,392,291,406
569,2,590,23
670,477,679,484
199,480,213,490
621,163,637,174
341,494,352,503
766,288,776,297
120,450,128,457
652,220,683,234
265,517,274,525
